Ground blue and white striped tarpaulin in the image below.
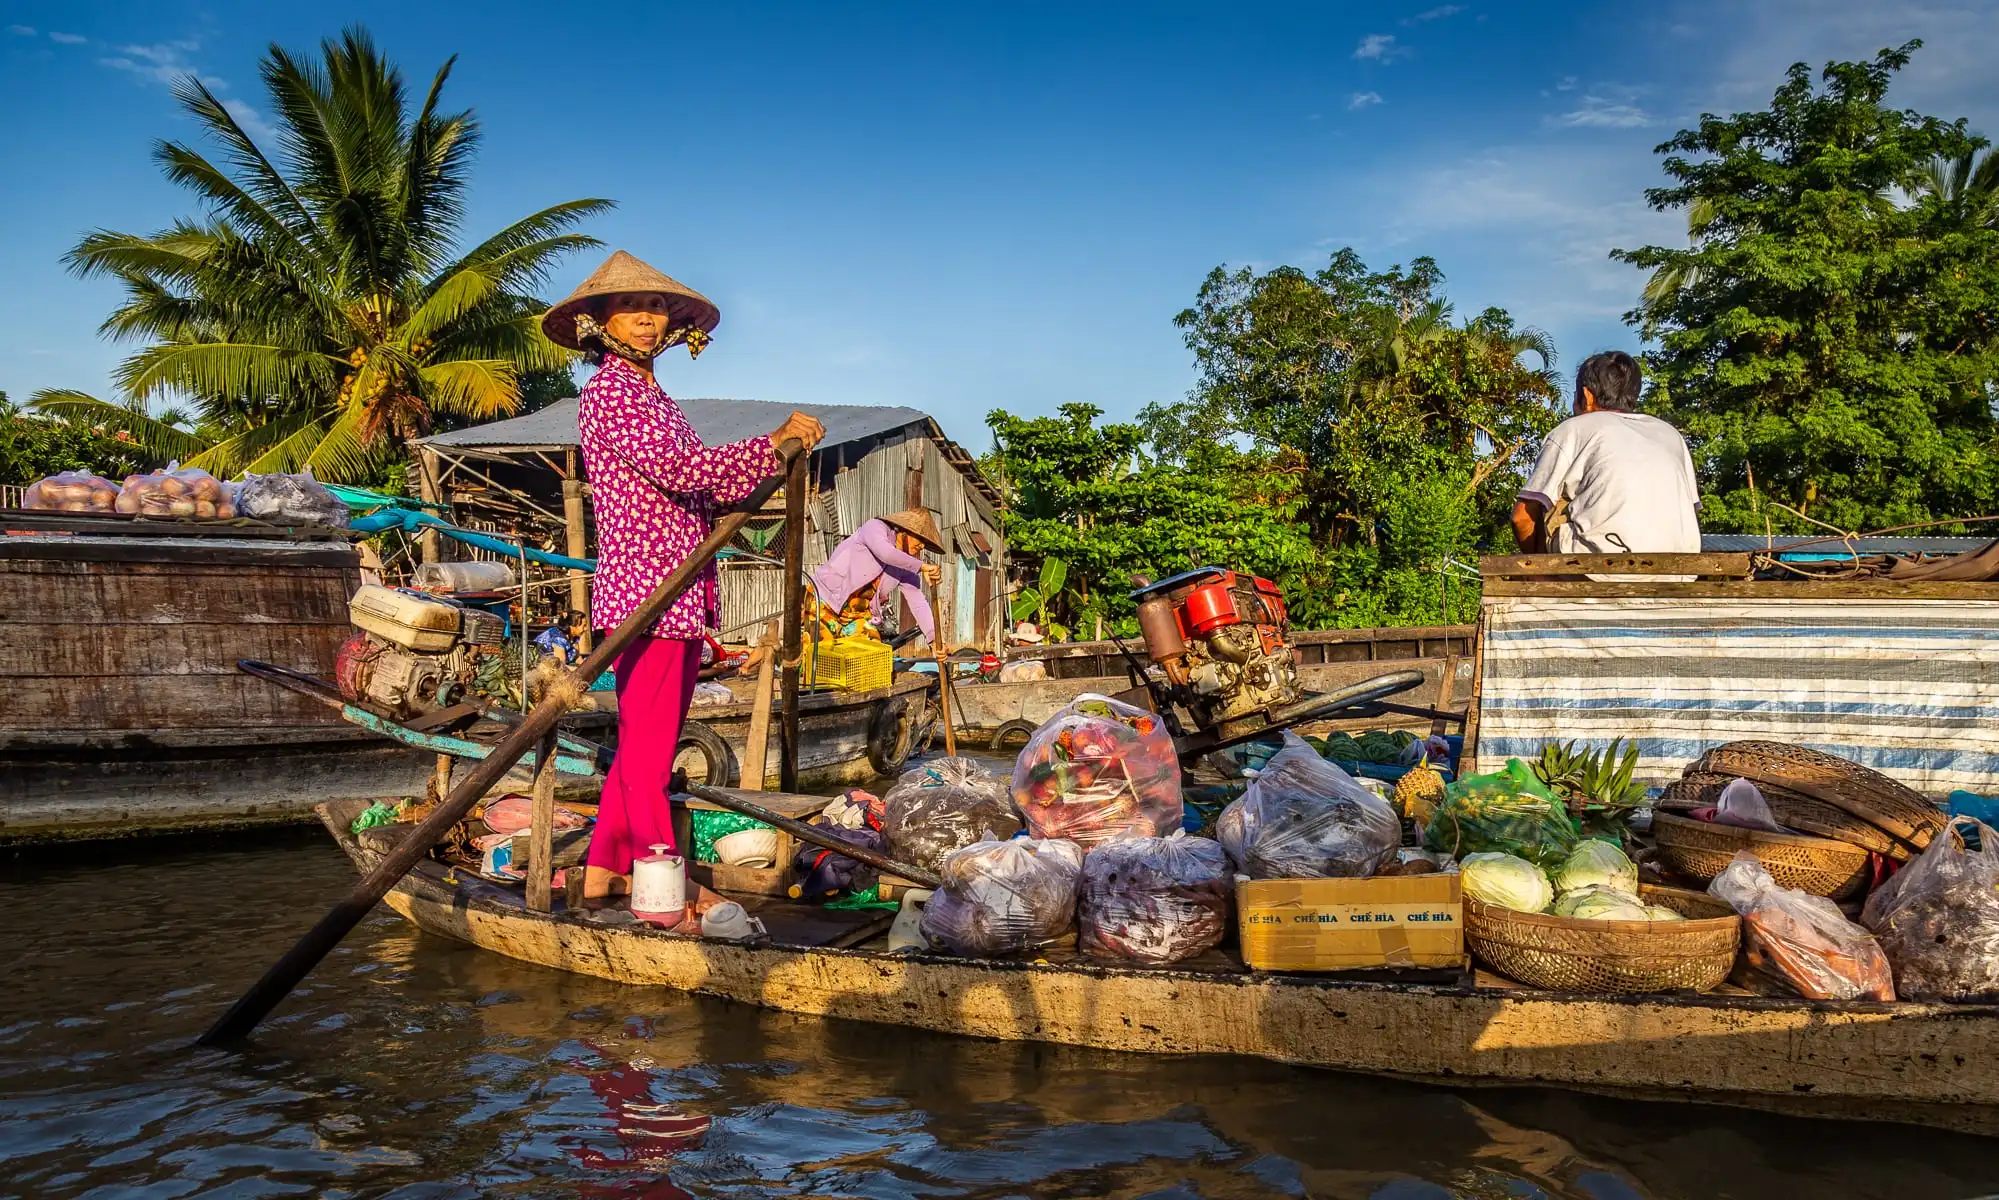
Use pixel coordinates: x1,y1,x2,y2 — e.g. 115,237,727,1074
1471,597,1999,798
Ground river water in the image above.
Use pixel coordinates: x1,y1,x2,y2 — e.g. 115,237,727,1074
5,827,1998,1199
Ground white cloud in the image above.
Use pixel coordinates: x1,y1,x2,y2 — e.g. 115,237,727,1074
222,97,279,144
1353,34,1408,62
8,24,34,36
1349,91,1384,110
1555,75,1579,91
1555,95,1652,128
49,31,86,45
1406,5,1465,22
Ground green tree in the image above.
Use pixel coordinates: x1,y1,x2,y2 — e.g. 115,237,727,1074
33,27,607,481
0,392,158,483
987,403,1321,633
1145,250,1558,626
1615,42,1999,534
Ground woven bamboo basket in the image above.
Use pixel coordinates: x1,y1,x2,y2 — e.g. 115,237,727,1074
1651,811,1870,899
1466,885,1739,994
1695,741,1942,850
1656,771,1905,858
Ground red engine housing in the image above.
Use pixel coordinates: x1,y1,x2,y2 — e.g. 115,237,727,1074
1178,570,1287,637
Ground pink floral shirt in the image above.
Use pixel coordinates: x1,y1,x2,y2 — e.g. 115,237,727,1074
578,356,779,638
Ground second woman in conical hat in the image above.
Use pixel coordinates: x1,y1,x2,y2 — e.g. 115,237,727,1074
545,250,825,913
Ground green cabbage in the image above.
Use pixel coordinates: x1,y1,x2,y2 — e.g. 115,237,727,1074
1553,884,1651,921
1643,905,1687,922
1551,839,1638,897
1459,851,1553,913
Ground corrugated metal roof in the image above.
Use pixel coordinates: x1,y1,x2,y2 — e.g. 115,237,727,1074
418,397,931,452
1703,534,1996,555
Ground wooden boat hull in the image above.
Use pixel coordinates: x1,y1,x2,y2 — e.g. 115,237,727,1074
0,532,432,842
588,673,931,790
952,657,1473,739
320,802,1999,1131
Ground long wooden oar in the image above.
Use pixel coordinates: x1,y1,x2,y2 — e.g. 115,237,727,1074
678,776,944,889
199,441,804,1046
926,582,959,756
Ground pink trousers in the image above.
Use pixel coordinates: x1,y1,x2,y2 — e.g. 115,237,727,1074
585,635,701,875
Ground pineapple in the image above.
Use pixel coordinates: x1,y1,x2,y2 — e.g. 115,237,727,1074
1532,738,1644,813
1393,763,1447,827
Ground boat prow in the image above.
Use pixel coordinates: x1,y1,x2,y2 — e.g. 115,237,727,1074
316,799,1999,1135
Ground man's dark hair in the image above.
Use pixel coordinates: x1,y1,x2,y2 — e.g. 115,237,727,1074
1576,351,1643,412
560,608,587,629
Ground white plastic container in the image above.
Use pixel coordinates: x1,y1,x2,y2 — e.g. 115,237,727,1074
413,560,516,593
887,888,935,952
630,843,687,924
349,584,461,652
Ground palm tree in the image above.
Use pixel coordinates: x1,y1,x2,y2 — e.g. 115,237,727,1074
32,27,609,480
1907,148,1999,227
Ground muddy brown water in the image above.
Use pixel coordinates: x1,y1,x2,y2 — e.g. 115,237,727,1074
5,822,1999,1198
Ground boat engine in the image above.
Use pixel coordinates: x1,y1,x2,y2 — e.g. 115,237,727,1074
336,584,508,718
1126,567,1430,758
1130,568,1303,742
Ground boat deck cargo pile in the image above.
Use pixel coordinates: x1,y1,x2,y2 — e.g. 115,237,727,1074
325,548,1999,1134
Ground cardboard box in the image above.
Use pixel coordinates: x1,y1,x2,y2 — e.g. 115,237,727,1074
1236,874,1463,971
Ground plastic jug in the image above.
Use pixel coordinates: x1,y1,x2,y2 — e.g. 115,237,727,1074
631,844,687,925
886,888,935,953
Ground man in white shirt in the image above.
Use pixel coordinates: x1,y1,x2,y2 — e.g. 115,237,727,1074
1511,351,1700,556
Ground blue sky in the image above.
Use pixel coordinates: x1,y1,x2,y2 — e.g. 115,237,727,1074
2,1,1995,450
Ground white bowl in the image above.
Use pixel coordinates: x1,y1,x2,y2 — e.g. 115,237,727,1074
714,828,780,869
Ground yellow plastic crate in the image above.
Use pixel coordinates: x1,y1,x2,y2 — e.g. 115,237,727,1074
803,636,893,693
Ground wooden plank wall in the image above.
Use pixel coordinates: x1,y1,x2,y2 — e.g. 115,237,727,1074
0,553,361,742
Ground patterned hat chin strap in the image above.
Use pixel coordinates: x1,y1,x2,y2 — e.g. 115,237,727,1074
576,312,712,361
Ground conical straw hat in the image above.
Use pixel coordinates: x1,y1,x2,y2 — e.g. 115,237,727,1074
879,508,944,552
541,250,721,350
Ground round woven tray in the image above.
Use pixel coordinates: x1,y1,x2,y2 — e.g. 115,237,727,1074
1694,741,1942,850
1655,770,1906,859
1651,811,1871,899
1465,885,1739,994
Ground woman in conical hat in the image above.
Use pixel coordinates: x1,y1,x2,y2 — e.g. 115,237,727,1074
807,508,945,645
545,251,825,912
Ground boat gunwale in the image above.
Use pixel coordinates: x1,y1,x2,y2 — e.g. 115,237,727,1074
318,800,1999,1023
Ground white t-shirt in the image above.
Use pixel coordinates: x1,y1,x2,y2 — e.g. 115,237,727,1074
1519,411,1700,555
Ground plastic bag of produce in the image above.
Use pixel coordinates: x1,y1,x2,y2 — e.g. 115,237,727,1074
1424,759,1580,869
22,469,122,513
1219,731,1400,879
881,756,1020,873
1078,834,1231,964
1012,693,1182,847
116,463,234,518
919,837,1084,957
1551,839,1638,897
1709,851,1895,1001
1861,817,1999,1000
1459,851,1553,913
237,469,349,527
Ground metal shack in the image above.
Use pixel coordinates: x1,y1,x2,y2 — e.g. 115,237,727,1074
412,398,1008,648
1466,551,1999,797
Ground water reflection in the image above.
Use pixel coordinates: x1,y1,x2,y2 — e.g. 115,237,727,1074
1,828,1995,1197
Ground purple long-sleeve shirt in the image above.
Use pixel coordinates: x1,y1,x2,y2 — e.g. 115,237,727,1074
811,518,935,641
577,356,779,638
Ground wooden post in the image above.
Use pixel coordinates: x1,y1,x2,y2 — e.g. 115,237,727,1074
526,730,557,912
1430,655,1460,739
779,453,807,792
742,620,779,791
430,753,453,805
929,582,958,756
414,448,444,565
563,448,591,653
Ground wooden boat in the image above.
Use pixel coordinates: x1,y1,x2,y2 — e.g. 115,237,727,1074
952,626,1475,746
0,516,431,842
320,795,1999,1134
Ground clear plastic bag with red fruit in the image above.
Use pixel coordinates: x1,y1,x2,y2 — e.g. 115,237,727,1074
1010,693,1183,848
